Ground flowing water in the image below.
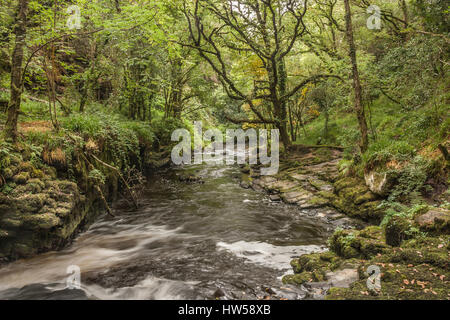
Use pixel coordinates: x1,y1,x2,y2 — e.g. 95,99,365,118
0,162,341,300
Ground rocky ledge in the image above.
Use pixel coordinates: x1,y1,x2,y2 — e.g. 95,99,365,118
240,146,449,300
240,146,383,225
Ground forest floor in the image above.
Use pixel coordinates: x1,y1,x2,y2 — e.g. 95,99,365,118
240,146,450,300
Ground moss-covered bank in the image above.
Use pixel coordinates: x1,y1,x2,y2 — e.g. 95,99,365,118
244,146,384,224
242,145,449,299
0,116,172,263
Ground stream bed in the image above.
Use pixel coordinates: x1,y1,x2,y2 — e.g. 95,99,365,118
0,162,352,300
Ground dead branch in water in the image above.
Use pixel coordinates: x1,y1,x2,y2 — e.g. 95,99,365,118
65,133,139,213
90,154,139,209
76,151,115,218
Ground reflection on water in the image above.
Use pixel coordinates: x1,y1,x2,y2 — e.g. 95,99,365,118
0,163,333,300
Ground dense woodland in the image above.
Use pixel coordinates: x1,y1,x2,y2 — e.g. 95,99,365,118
0,0,449,300
1,0,448,162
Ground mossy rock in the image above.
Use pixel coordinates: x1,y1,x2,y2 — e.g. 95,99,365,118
56,181,78,194
354,191,378,205
329,227,389,259
18,161,35,173
9,154,22,166
240,174,252,189
13,243,35,258
23,212,61,230
30,169,45,179
415,208,450,235
327,259,449,300
55,206,72,217
2,168,13,180
16,193,48,213
44,167,58,179
290,252,342,275
12,172,30,185
306,196,329,207
382,247,449,270
385,215,415,247
282,272,315,286
334,177,363,193
326,235,450,300
0,218,23,228
27,178,45,193
330,177,384,223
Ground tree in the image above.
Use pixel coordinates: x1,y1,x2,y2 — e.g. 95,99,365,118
5,0,28,142
182,0,338,148
343,0,369,153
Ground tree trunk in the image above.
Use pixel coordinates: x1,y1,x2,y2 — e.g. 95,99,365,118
277,58,291,148
288,102,296,142
344,0,369,153
5,0,28,142
323,105,329,140
399,0,409,28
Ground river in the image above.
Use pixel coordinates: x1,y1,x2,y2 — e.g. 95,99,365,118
0,161,341,300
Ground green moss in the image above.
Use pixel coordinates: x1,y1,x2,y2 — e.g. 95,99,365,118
330,176,385,223
0,218,23,228
18,161,35,173
415,208,450,235
12,171,30,184
329,227,389,259
385,215,415,246
355,191,378,205
16,193,48,213
2,167,13,179
306,196,329,207
282,272,315,285
334,177,361,193
26,178,45,193
23,212,61,230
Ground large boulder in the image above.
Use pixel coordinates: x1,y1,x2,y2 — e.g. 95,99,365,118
414,208,450,234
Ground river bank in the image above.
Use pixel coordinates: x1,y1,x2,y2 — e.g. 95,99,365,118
0,160,346,300
0,116,172,263
1,127,448,300
240,145,449,300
